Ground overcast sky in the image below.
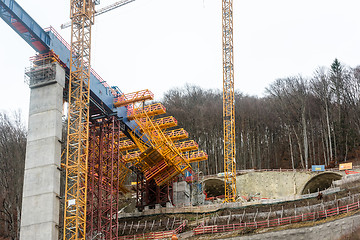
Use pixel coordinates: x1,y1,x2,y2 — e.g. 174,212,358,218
1,0,360,123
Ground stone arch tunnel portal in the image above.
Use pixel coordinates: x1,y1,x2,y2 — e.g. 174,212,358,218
203,178,225,198
301,172,342,195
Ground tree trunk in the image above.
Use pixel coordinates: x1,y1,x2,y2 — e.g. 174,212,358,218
302,107,309,169
293,127,305,169
311,125,316,165
288,131,295,169
321,127,327,166
332,123,337,164
325,102,333,162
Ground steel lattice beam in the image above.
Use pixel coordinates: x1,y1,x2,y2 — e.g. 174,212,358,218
222,0,237,202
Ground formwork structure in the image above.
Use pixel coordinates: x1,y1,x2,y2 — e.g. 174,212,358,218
115,89,208,211
24,51,66,87
135,176,174,211
87,116,130,239
114,91,192,186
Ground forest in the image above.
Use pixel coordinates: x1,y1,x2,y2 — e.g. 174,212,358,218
162,59,360,175
0,112,26,239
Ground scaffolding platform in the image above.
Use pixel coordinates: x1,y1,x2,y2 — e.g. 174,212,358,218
119,139,137,151
165,128,188,141
114,89,154,108
175,140,199,152
184,150,208,163
127,103,166,120
140,116,178,130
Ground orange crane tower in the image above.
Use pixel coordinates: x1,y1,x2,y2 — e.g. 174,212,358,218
63,0,95,239
222,0,237,202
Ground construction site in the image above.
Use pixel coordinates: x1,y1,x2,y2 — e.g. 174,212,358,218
1,0,360,239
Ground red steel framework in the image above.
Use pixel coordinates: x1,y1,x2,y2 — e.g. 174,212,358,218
87,116,130,239
136,176,174,211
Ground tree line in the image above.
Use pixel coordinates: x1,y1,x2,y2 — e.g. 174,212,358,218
0,112,26,239
161,59,360,175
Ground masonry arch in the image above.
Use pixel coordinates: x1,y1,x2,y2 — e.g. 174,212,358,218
301,172,342,195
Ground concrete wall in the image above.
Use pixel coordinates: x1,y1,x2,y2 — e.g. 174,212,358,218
236,171,346,199
204,170,348,199
237,171,315,199
20,63,64,240
173,181,191,207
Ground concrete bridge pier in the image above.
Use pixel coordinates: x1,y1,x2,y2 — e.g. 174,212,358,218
20,62,65,240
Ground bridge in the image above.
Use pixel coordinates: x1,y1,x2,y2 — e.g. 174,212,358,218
0,1,208,239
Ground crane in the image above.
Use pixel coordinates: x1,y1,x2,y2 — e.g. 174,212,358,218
222,0,237,202
61,0,135,29
63,0,96,239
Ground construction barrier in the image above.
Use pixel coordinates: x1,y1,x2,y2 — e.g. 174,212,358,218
119,220,187,240
193,199,360,235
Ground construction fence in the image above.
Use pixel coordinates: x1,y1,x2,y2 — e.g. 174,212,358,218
194,197,360,236
118,220,187,240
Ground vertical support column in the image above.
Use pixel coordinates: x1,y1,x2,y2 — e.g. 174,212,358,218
86,123,99,238
86,117,124,239
136,173,145,211
20,62,65,240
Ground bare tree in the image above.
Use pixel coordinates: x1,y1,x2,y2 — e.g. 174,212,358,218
0,111,26,240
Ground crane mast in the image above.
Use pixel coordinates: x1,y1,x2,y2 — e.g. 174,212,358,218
63,0,95,239
222,0,237,202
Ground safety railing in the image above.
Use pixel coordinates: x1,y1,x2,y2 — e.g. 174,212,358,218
127,103,166,120
44,26,71,50
175,140,198,152
123,150,140,162
184,150,208,163
44,26,118,96
119,139,137,151
165,128,188,141
137,116,178,131
152,116,178,129
194,199,360,236
114,89,154,107
123,142,204,163
236,166,360,173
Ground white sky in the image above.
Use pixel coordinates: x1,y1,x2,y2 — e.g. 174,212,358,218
1,0,360,123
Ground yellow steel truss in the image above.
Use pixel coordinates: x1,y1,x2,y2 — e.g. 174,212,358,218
129,102,191,186
222,0,237,202
122,142,204,163
63,0,95,239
